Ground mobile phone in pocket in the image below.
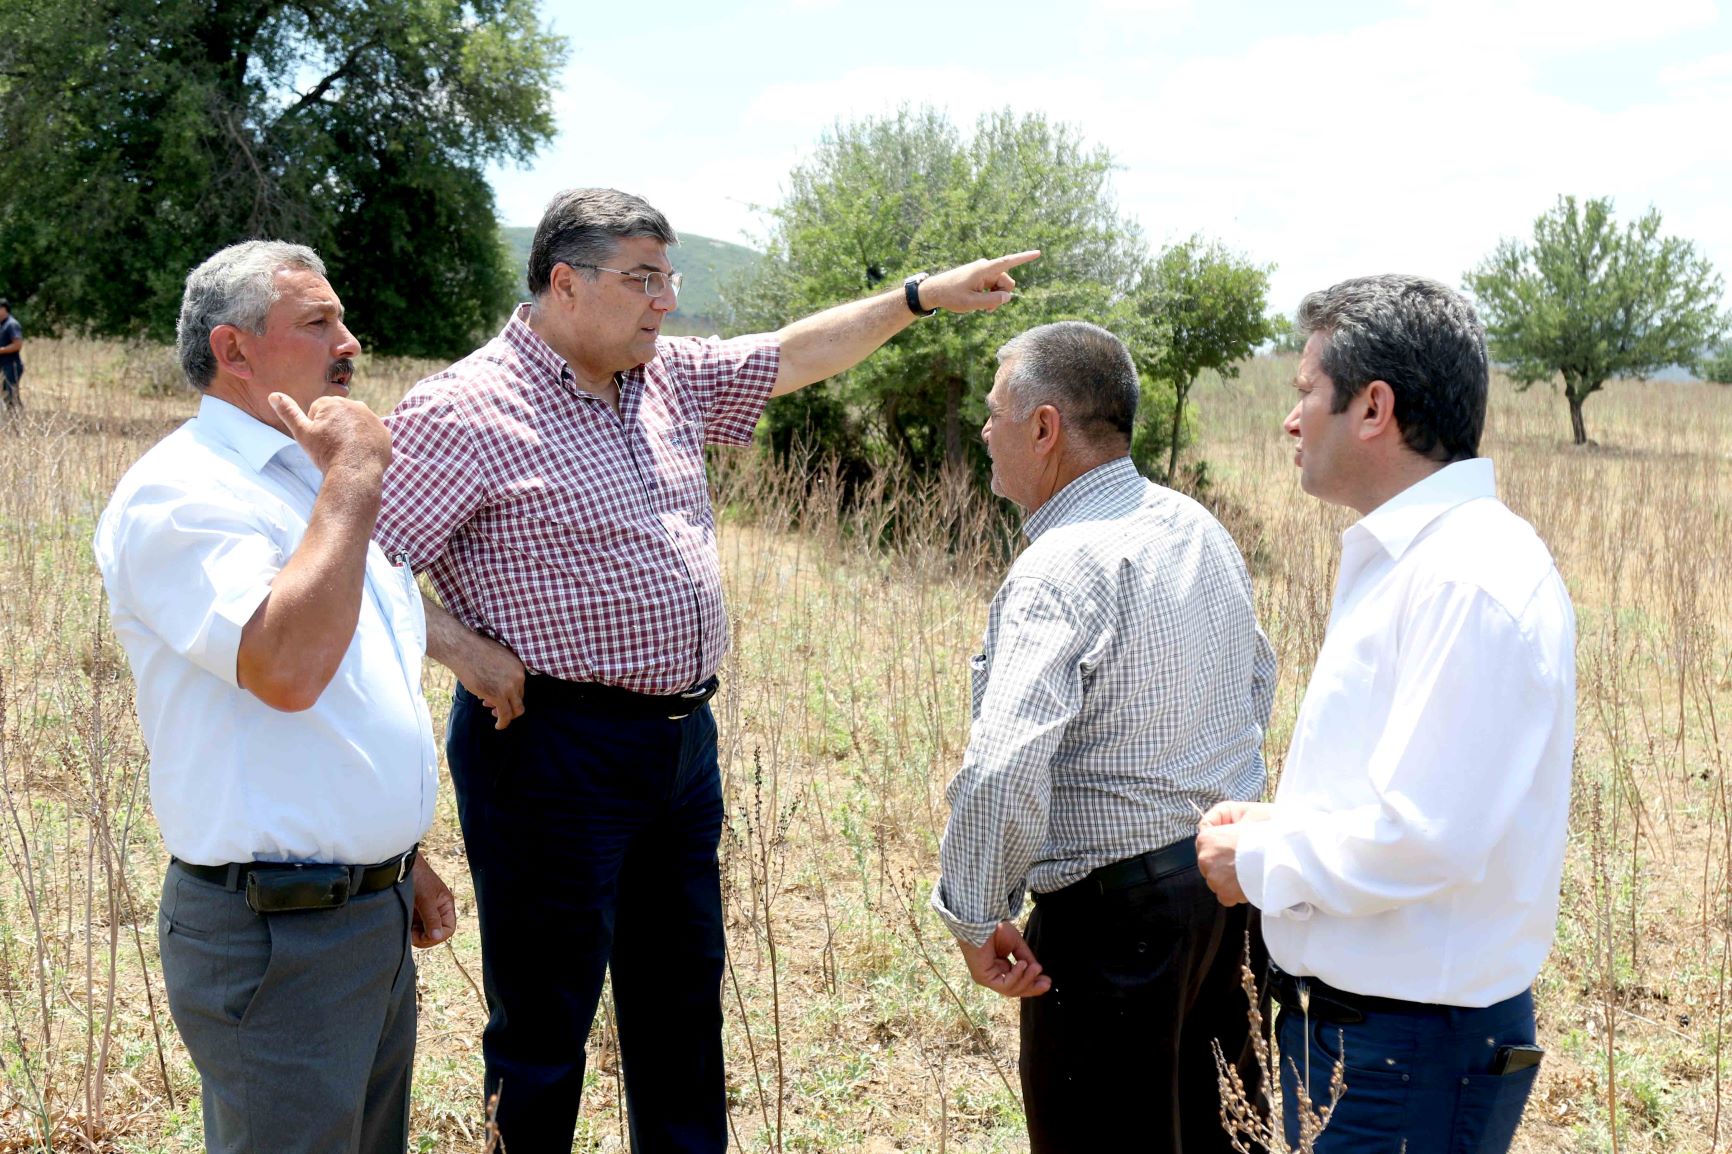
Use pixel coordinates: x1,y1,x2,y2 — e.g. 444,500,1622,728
1491,1043,1544,1076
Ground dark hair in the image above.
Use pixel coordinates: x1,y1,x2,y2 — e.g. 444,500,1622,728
0,299,10,310
995,321,1139,448
1295,275,1488,462
527,188,678,296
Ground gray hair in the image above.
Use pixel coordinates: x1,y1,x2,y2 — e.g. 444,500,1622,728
177,241,326,390
528,188,678,296
995,321,1139,447
1295,274,1488,462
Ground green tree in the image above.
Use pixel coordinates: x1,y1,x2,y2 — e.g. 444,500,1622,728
1133,237,1275,485
1704,344,1732,385
0,0,564,359
728,107,1154,480
1466,196,1729,445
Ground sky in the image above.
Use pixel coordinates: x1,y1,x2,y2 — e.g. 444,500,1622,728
487,0,1732,315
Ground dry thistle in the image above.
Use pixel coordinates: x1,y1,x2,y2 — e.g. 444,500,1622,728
1212,936,1344,1153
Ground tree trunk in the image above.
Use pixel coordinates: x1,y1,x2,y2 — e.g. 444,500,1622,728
1165,380,1189,487
943,376,966,471
1568,390,1589,446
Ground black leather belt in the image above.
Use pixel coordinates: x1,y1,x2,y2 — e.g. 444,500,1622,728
1034,837,1198,905
1267,965,1450,1025
172,848,417,895
525,673,720,720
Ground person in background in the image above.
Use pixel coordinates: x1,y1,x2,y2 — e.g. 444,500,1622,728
0,298,24,410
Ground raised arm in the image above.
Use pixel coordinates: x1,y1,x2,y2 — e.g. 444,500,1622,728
771,251,1040,396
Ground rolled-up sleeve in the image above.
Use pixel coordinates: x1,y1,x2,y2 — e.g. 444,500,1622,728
95,483,283,687
932,577,1094,946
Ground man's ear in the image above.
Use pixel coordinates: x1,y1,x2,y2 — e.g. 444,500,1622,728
1357,380,1397,442
547,262,583,301
209,325,253,381
1033,404,1063,455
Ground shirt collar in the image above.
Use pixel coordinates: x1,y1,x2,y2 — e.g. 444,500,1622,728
194,393,299,474
499,303,567,382
1023,456,1143,542
1349,457,1496,561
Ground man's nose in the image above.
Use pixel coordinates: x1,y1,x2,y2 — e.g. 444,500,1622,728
336,324,362,358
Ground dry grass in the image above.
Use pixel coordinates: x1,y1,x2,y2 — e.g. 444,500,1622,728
0,338,1727,1151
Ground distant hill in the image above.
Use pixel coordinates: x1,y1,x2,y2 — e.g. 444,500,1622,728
500,226,760,336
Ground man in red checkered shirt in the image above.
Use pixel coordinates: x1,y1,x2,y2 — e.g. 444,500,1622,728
375,187,1034,1153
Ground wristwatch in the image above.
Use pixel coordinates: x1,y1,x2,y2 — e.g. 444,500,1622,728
904,272,939,318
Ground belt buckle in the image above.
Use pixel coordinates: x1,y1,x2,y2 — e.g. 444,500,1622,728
667,678,715,720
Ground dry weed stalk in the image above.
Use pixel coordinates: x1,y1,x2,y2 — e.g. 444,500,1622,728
889,870,1020,1106
1211,943,1343,1154
1590,784,1621,1154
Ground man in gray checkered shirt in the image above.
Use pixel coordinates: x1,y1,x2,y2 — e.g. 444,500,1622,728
932,320,1276,1153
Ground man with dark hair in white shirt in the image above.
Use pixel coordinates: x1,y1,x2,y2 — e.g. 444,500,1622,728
1197,274,1576,1154
934,320,1276,1153
94,240,458,1154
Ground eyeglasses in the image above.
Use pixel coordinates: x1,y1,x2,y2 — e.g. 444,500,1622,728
564,263,682,299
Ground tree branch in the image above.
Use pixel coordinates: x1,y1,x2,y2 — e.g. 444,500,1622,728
278,39,377,121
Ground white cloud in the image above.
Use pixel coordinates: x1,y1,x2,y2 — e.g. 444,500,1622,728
1659,49,1732,87
1405,0,1718,51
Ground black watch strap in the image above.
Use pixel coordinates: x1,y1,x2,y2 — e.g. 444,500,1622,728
904,273,939,318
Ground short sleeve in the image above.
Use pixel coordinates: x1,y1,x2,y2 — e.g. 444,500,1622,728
378,388,488,570
96,483,284,687
654,335,780,445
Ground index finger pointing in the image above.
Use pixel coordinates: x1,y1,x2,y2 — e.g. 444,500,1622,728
990,250,1042,271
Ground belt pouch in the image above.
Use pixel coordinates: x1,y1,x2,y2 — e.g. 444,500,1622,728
245,864,352,913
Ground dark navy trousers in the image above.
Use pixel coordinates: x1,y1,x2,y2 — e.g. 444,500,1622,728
447,681,728,1154
1278,984,1539,1153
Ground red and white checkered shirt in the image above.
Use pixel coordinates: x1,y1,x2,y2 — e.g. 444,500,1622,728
375,304,779,694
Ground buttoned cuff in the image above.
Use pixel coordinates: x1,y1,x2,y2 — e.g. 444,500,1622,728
1233,817,1313,922
929,880,1001,948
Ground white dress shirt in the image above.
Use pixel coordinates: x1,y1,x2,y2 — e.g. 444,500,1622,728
1235,458,1575,1007
94,395,438,866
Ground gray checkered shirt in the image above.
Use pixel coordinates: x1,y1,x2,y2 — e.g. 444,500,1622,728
933,457,1276,946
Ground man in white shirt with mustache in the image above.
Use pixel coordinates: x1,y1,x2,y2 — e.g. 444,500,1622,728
95,240,457,1154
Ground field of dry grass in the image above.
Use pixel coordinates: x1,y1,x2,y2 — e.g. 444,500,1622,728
0,335,1727,1151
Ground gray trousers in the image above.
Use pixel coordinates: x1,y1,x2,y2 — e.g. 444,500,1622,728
158,864,418,1154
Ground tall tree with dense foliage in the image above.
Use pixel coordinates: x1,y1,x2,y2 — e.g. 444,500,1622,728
1135,237,1275,485
0,0,563,359
1466,196,1729,445
728,107,1153,479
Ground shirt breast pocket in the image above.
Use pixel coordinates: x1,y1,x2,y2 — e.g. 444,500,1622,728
969,652,989,719
657,420,710,509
